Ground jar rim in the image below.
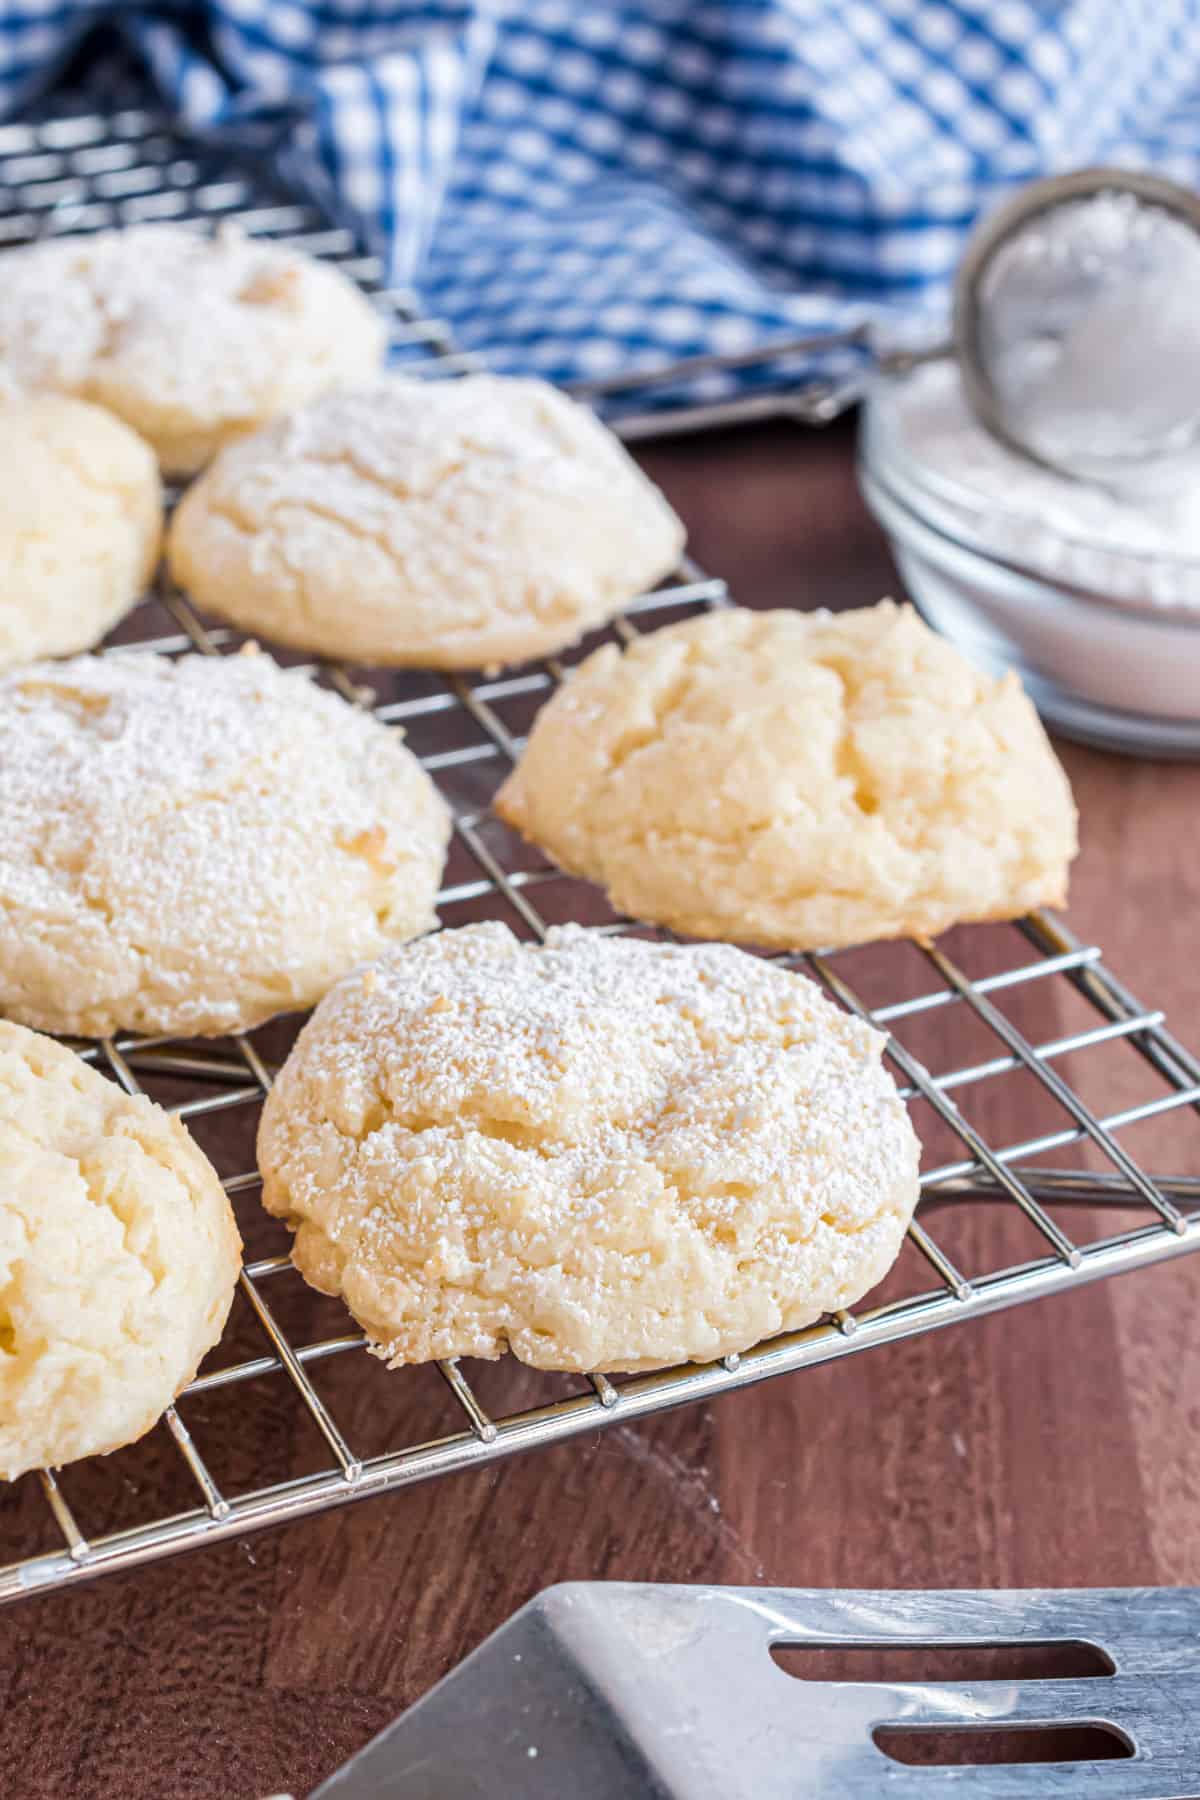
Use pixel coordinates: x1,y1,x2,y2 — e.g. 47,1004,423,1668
862,372,1200,612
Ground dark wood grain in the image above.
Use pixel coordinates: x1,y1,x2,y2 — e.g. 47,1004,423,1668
5,415,1200,1800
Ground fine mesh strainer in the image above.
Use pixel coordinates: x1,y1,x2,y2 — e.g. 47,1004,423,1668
948,166,1200,486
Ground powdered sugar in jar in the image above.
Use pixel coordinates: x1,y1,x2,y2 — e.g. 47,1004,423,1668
859,359,1200,757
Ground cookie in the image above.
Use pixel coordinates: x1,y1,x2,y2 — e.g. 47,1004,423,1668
0,650,450,1038
167,374,686,668
0,1020,240,1481
495,601,1079,950
0,394,162,667
0,224,385,474
258,922,920,1372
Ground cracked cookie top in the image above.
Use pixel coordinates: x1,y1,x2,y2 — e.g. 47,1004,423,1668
258,921,920,1372
0,1019,240,1481
496,601,1078,950
166,373,686,669
0,224,385,474
0,649,449,1037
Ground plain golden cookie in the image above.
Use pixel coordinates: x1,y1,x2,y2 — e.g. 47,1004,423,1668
0,1020,241,1482
258,922,921,1373
0,224,385,474
167,374,686,668
0,394,161,666
0,650,450,1038
495,601,1079,950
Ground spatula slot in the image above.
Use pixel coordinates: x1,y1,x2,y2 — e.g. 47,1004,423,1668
872,1722,1134,1766
770,1640,1115,1684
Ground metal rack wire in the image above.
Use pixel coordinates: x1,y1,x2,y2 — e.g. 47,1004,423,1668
2,95,1199,1605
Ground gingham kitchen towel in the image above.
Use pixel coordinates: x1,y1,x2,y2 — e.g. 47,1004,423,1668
3,1,1200,407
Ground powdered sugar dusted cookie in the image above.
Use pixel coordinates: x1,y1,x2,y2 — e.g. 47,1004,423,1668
496,601,1079,950
0,1019,240,1481
258,922,920,1373
0,394,162,666
167,374,686,668
0,224,385,474
0,650,449,1038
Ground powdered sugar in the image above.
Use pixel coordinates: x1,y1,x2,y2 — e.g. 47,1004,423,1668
973,190,1200,474
887,359,1200,609
250,372,622,497
166,373,686,667
0,649,449,1037
0,223,385,472
259,923,920,1372
292,920,883,1146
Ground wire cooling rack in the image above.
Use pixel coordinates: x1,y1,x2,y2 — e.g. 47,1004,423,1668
2,94,1200,1605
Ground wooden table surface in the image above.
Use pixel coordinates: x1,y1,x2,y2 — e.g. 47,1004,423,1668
5,417,1200,1800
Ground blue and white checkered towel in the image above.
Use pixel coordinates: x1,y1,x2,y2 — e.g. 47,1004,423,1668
4,2,1200,405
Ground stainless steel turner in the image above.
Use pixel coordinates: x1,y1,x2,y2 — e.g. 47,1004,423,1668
311,1583,1200,1798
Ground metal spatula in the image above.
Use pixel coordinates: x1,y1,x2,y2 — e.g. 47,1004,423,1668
311,1582,1200,1798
